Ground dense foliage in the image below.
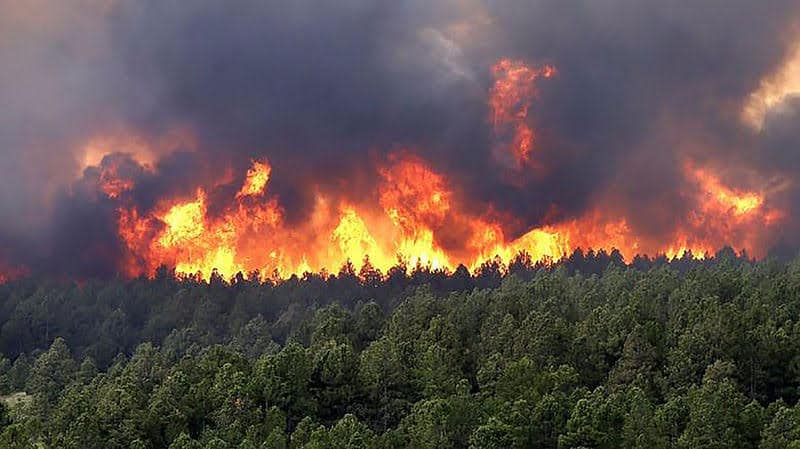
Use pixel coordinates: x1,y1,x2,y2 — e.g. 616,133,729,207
1,248,800,448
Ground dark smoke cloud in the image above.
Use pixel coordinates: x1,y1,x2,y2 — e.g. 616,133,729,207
1,0,800,276
487,0,800,235
107,0,487,221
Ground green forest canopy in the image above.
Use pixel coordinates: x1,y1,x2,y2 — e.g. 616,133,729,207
1,248,800,448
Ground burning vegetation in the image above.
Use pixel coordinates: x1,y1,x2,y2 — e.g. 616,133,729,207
101,128,777,281
0,56,791,283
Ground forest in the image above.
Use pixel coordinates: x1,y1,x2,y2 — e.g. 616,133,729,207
1,248,800,448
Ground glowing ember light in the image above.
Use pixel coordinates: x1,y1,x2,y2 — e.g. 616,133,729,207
489,58,556,167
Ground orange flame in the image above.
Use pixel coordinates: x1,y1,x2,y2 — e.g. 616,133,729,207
236,160,271,198
689,165,763,216
113,152,782,281
671,163,780,257
100,60,785,281
489,58,556,167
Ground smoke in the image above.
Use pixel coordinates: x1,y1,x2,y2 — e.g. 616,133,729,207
1,0,800,277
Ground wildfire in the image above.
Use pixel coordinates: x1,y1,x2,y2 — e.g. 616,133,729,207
377,153,454,269
108,151,781,281
113,155,516,279
118,178,285,278
82,59,784,281
674,163,780,257
489,58,556,167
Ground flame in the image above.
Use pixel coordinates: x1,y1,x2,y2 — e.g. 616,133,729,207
97,59,785,281
110,152,784,281
124,180,285,278
158,191,207,246
489,58,556,167
377,153,453,269
672,163,780,256
690,165,763,216
236,160,271,198
331,208,386,265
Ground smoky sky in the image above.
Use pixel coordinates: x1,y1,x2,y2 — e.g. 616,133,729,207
1,0,800,277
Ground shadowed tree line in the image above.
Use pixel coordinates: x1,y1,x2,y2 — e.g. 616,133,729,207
2,248,800,448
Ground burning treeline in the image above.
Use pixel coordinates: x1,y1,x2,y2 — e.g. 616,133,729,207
106,153,777,281
72,60,775,281
1,58,785,282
